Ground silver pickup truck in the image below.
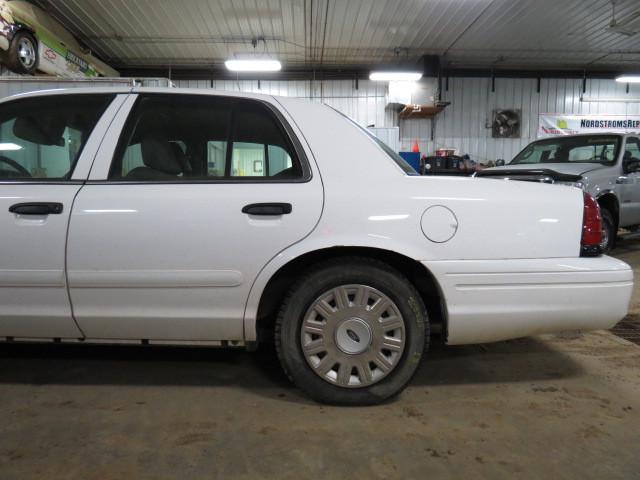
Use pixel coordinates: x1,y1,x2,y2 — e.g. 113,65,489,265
477,133,640,252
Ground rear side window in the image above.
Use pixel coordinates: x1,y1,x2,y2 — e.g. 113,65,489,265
110,94,304,181
0,94,113,180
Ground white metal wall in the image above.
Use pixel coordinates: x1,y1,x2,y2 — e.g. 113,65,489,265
176,77,640,162
174,79,396,130
427,77,640,163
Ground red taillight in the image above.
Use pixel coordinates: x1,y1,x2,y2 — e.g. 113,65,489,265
581,192,602,256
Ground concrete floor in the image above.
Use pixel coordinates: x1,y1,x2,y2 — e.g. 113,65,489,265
2,245,640,479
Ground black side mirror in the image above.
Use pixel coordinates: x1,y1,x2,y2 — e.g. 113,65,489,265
495,159,505,166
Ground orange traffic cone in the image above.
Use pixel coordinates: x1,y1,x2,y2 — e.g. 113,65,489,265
411,141,420,153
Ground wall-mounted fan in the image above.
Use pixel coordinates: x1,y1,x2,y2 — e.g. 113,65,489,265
492,109,521,138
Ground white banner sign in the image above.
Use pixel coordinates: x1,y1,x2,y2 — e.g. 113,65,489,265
538,114,640,138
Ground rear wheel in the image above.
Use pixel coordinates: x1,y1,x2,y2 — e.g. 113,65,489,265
275,257,428,405
5,31,37,74
600,209,616,253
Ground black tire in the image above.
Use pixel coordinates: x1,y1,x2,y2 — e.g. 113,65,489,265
601,209,616,253
275,257,428,405
5,31,37,74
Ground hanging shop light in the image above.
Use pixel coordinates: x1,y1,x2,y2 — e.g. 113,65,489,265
369,71,422,81
225,59,281,72
615,74,640,83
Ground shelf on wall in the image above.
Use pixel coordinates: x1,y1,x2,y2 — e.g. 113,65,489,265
397,103,449,119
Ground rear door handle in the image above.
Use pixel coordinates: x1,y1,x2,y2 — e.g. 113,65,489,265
242,203,292,216
9,202,63,215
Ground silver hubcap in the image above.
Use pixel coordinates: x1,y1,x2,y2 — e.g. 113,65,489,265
301,284,406,388
18,38,36,68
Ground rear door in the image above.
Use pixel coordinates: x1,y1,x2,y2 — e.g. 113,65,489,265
67,93,323,341
0,92,120,338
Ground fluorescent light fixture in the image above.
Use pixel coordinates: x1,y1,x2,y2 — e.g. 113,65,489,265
370,71,422,81
581,96,640,103
225,59,281,72
615,74,640,83
0,142,22,151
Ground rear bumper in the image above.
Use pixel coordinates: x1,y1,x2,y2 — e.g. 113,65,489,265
424,256,633,345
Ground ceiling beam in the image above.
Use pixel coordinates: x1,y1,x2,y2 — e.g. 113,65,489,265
117,64,624,82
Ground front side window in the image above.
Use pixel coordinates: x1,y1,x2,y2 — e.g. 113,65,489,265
624,137,640,160
110,94,303,181
0,94,112,180
511,135,621,165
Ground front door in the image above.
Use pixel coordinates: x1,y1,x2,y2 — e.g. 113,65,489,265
0,93,116,338
619,136,640,226
67,93,323,341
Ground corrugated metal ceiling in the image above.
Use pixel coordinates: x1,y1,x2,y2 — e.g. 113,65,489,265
33,0,640,71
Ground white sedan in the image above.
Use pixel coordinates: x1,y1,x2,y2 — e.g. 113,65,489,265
0,88,633,405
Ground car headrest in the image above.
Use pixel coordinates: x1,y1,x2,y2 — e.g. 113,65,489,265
169,142,192,174
141,137,182,175
13,115,65,146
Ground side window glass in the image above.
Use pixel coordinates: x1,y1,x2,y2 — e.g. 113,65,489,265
268,145,293,175
110,95,304,181
110,94,232,180
231,142,265,177
230,102,301,179
207,140,227,177
0,94,112,180
625,138,640,160
121,143,144,175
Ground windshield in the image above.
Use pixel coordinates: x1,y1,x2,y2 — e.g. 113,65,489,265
511,135,621,165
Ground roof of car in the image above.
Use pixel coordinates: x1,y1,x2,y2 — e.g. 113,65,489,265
1,87,281,104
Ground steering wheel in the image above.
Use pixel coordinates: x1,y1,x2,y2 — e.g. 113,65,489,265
0,156,31,178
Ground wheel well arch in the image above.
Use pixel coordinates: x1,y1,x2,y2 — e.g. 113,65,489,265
11,23,37,40
596,192,619,227
255,246,447,343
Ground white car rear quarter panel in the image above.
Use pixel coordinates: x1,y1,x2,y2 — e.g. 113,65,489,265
244,97,633,343
276,96,584,261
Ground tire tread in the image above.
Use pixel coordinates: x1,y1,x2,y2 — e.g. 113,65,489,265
274,256,429,405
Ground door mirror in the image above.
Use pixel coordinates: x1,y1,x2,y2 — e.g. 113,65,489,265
495,159,505,166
